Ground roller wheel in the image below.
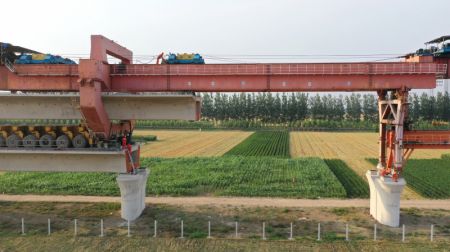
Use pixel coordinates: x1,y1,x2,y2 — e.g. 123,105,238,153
39,134,54,148
56,135,71,149
6,134,22,148
0,136,6,147
72,134,88,148
23,134,38,148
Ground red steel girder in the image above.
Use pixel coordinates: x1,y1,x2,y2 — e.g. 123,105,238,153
403,130,450,149
0,62,445,92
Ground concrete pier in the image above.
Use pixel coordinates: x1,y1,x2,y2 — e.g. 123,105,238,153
117,168,149,221
366,170,406,227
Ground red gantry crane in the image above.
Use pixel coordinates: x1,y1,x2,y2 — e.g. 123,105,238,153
0,35,449,226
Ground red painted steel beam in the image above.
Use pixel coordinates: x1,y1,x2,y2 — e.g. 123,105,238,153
90,35,133,64
403,130,450,149
79,80,111,138
0,62,445,92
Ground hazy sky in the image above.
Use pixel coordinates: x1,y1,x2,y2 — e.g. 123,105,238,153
3,0,450,64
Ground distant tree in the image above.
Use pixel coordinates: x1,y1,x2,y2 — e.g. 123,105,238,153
281,93,289,122
408,93,420,121
334,95,346,120
309,94,324,119
202,93,214,118
345,93,362,121
273,93,282,122
419,93,434,120
362,94,377,122
296,93,308,120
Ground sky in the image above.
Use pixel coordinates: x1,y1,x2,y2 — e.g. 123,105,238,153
3,0,450,59
2,0,450,92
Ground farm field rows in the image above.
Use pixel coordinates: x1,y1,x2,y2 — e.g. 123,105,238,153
290,131,450,199
0,157,346,198
135,130,252,157
367,158,450,199
324,159,369,198
224,131,289,158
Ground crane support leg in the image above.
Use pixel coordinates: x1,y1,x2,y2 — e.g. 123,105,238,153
79,79,111,138
368,89,409,227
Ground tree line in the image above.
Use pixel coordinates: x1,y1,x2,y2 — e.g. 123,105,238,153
201,92,450,123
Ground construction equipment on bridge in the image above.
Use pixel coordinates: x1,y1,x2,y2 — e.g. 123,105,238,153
0,35,449,225
156,52,205,64
15,53,76,65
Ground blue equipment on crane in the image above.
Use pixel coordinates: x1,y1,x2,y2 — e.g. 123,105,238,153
165,53,205,64
15,53,76,64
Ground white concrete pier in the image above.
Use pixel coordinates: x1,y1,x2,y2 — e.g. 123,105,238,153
366,170,406,227
117,168,149,221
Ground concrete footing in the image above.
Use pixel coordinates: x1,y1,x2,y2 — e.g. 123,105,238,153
366,170,406,227
116,169,149,221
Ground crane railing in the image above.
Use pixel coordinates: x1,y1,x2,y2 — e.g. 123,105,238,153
9,62,447,77
110,63,447,76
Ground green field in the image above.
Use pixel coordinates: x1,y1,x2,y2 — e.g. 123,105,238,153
367,158,450,198
145,157,345,197
0,157,346,198
324,159,369,198
224,131,290,158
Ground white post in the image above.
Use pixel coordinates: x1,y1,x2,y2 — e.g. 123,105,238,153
180,220,184,238
262,222,266,240
402,224,405,242
21,218,25,235
127,220,131,237
345,223,349,241
374,224,377,241
100,219,104,237
317,223,321,241
74,219,77,236
153,220,157,238
235,221,238,238
48,219,51,235
430,224,434,242
207,221,211,239
289,222,293,240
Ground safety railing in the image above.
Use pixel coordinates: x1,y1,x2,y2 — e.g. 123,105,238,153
111,63,447,76
10,62,447,77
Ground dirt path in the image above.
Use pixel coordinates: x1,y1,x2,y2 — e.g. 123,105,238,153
1,195,449,210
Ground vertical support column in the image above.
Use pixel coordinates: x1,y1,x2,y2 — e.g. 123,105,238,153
368,89,407,227
377,90,387,172
393,90,408,181
116,168,149,221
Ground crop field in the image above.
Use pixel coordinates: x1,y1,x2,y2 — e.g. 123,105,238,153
134,130,253,157
324,159,369,198
290,131,450,199
367,158,450,199
224,131,290,158
0,157,346,198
